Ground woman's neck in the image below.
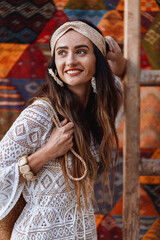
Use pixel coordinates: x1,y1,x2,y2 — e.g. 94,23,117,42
68,82,91,107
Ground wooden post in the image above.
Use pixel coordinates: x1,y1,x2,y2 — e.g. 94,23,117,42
123,0,141,239
140,158,160,175
141,70,160,86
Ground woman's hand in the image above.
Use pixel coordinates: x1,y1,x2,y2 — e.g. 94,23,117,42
105,36,126,78
105,36,123,61
23,118,74,181
44,118,74,161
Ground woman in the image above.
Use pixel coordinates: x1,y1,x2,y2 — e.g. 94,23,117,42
0,20,125,239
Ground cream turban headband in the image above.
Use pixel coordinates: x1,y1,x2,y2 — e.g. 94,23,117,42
50,21,106,57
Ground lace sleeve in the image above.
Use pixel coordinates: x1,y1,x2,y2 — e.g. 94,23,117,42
114,75,124,129
114,75,123,94
0,100,54,220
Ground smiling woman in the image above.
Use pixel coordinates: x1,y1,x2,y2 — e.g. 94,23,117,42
0,20,126,240
55,30,96,103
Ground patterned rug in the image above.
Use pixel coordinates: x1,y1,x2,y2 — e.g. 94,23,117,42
94,148,160,239
0,1,160,239
0,0,56,43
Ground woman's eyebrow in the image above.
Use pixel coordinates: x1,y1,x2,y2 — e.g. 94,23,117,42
56,46,68,51
75,45,89,49
56,45,89,51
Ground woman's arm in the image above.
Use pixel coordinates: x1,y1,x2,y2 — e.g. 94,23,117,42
20,118,74,183
0,100,74,218
0,103,52,219
105,36,126,78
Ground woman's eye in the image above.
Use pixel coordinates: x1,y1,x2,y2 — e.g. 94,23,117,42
58,50,66,56
77,49,87,55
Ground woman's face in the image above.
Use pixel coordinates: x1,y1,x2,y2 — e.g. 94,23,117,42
54,30,96,94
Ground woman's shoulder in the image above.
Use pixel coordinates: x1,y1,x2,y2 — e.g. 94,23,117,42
12,98,55,130
28,98,56,126
31,97,51,108
29,98,54,117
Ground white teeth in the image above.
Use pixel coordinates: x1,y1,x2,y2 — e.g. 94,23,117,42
66,70,81,74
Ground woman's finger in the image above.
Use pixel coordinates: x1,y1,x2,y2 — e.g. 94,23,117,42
60,118,68,126
63,122,74,132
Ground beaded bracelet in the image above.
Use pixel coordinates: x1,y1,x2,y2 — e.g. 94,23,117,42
18,156,38,181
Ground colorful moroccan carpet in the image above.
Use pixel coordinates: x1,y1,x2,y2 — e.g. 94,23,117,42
0,0,160,239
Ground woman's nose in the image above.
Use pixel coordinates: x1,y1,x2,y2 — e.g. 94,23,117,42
66,52,77,66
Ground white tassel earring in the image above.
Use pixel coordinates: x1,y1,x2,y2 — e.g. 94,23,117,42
48,68,64,87
91,77,97,94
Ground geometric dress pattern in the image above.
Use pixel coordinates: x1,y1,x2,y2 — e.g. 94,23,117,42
0,0,160,239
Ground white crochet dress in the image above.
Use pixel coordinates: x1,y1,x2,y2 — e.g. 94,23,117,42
0,99,98,240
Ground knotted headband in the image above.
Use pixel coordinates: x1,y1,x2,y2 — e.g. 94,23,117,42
50,21,106,57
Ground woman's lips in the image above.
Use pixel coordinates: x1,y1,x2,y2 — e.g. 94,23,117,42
65,69,82,76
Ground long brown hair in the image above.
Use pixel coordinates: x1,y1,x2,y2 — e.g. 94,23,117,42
31,20,123,209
